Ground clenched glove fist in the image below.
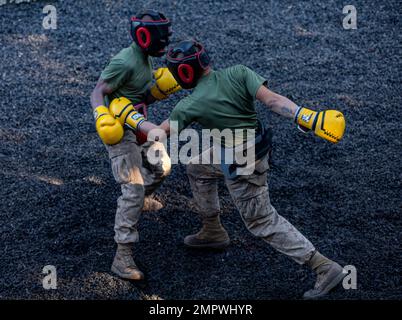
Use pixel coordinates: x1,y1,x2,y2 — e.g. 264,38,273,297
295,107,346,143
109,97,146,132
150,67,181,101
94,105,124,145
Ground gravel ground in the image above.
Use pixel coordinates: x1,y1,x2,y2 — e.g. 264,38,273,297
0,0,401,300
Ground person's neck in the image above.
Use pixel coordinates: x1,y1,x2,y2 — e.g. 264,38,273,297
132,42,148,58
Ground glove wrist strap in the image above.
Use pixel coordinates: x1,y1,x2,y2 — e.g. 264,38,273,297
294,106,303,123
93,105,109,121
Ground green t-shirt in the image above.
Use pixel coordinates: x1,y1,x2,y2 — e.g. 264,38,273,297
101,43,153,105
169,65,267,146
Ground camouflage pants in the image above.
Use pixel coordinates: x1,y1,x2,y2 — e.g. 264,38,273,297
187,150,315,265
106,130,171,244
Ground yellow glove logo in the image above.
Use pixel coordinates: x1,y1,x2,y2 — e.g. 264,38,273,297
301,113,313,123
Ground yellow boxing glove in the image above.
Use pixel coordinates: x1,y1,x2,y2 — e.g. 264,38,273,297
150,67,181,100
295,107,346,143
94,106,124,145
109,97,146,132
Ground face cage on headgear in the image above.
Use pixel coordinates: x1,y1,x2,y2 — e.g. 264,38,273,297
130,11,171,57
166,41,210,89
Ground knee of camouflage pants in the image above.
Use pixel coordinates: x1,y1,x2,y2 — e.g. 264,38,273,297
226,158,315,265
186,163,222,217
234,187,315,264
236,189,280,239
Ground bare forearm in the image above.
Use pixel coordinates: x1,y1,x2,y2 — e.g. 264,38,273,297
138,119,171,137
90,89,106,111
256,86,299,119
138,121,159,134
264,93,298,119
91,78,115,111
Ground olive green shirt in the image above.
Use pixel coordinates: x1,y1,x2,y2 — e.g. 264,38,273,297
169,65,267,146
101,43,153,105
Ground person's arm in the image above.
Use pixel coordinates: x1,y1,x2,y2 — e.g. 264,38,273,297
91,78,124,145
256,84,346,143
139,119,171,136
256,85,298,119
108,93,192,144
108,96,172,139
90,78,114,110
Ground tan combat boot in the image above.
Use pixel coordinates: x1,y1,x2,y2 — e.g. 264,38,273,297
184,215,230,249
303,251,346,299
111,244,144,280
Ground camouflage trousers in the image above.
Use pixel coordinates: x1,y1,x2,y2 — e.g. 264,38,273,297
106,130,171,244
187,150,315,265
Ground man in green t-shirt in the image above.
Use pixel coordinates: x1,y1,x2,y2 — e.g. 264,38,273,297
90,10,181,281
111,40,346,299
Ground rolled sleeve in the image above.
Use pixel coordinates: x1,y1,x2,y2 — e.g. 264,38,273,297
242,65,267,99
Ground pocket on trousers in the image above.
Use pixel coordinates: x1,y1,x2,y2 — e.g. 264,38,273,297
111,153,142,185
111,155,130,184
237,191,270,222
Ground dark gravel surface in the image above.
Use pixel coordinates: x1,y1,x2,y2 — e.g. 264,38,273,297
0,0,401,300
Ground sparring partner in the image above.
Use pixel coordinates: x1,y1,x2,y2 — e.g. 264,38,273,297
90,10,181,280
109,40,346,298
